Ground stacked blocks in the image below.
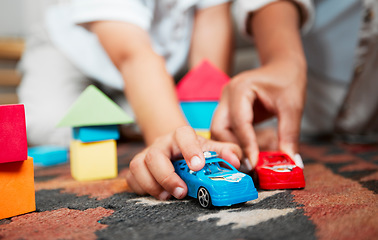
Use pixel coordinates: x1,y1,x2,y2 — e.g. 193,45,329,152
176,60,230,138
58,85,133,181
0,104,35,220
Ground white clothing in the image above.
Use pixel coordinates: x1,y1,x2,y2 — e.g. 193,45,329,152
45,0,230,90
20,0,229,146
236,0,377,140
235,0,362,83
303,0,362,83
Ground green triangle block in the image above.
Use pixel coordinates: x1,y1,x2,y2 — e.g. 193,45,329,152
58,85,134,127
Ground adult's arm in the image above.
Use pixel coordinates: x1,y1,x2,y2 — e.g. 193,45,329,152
189,2,233,74
211,1,307,169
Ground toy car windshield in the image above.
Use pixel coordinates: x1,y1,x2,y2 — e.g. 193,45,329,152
262,155,291,165
203,162,233,175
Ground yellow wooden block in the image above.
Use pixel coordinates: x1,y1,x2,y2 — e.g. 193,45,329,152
70,139,117,181
195,130,211,139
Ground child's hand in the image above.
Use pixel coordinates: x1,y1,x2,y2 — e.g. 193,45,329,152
211,59,306,169
125,126,242,200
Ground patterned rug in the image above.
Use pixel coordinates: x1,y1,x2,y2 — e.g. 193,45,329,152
0,141,377,240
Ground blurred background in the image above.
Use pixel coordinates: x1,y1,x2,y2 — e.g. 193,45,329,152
0,0,46,105
0,0,257,105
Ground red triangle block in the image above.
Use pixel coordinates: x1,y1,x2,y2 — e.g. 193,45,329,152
176,60,230,101
0,104,28,163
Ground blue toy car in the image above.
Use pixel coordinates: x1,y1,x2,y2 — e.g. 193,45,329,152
173,151,258,208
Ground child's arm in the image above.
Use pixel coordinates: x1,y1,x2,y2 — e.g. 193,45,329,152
211,1,307,169
189,2,233,73
90,22,187,145
89,21,242,200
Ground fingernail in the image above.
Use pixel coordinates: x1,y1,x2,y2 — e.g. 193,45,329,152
190,156,202,168
281,143,295,159
243,157,252,171
173,187,185,199
294,153,304,169
230,153,239,163
159,191,171,201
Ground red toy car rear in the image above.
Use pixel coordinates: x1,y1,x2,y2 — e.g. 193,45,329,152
255,152,305,190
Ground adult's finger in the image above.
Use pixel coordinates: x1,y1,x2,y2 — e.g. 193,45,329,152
277,106,302,158
211,93,239,144
229,85,259,170
175,126,205,171
144,147,188,199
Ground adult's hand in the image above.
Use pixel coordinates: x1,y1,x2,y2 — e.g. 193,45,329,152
211,59,306,169
212,1,307,170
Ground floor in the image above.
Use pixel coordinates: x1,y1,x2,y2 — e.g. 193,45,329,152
0,140,377,240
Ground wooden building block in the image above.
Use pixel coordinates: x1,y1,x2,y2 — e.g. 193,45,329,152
176,60,230,101
180,101,218,129
0,104,27,163
0,157,36,220
70,139,117,181
73,125,120,143
58,85,133,128
28,146,69,167
195,130,211,139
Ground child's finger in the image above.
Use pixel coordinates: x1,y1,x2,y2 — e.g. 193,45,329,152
174,126,205,171
144,147,188,199
125,170,146,195
199,139,242,169
128,152,169,200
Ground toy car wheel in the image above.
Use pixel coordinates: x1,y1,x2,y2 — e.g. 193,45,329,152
197,187,212,208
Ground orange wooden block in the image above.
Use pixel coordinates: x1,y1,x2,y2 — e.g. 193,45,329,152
0,157,36,220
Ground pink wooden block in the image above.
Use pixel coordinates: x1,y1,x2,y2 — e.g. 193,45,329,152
176,60,230,101
0,104,28,163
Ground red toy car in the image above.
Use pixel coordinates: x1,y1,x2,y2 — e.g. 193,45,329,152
254,152,305,190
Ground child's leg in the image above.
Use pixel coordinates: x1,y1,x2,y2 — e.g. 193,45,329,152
18,28,91,147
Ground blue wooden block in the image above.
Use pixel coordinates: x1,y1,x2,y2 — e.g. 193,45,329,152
180,101,218,129
28,146,69,167
73,125,120,143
